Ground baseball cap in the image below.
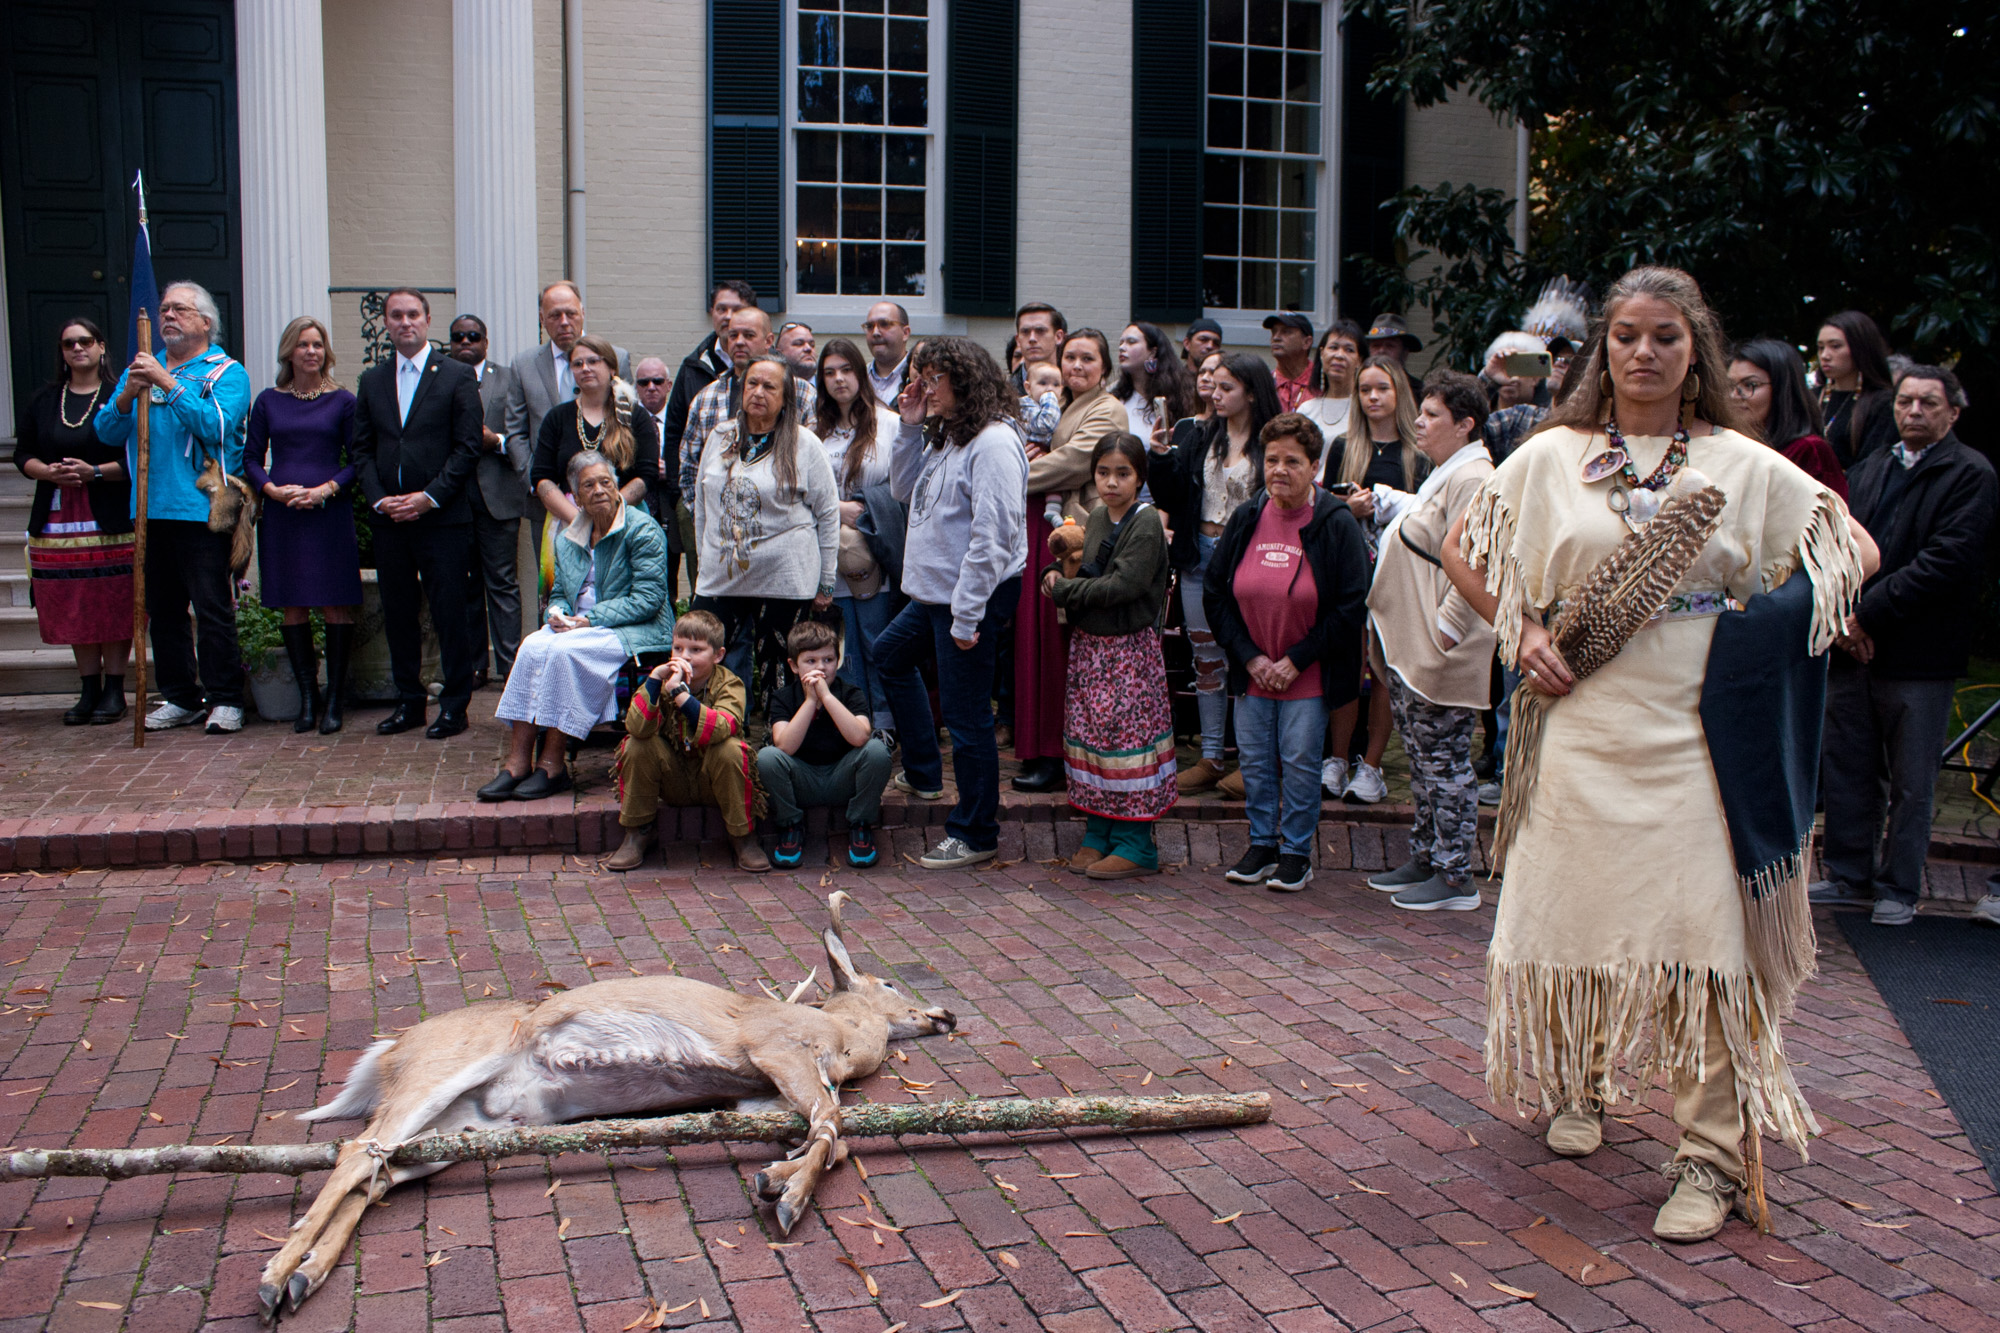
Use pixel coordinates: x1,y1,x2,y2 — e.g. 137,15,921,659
1185,317,1223,339
1262,312,1313,336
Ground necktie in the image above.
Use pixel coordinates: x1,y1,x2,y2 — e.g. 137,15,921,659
556,353,575,403
398,359,419,424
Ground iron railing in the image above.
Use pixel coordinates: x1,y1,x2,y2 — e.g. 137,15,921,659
330,286,457,366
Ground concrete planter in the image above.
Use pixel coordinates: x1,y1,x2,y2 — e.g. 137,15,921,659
247,662,303,723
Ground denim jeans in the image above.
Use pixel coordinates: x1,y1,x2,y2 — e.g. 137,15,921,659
1181,534,1228,761
836,591,897,718
1235,691,1329,855
875,578,1019,852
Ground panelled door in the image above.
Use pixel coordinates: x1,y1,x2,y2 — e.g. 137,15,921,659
0,0,240,403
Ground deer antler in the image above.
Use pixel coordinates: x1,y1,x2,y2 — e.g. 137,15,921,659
786,968,818,1004
826,891,852,940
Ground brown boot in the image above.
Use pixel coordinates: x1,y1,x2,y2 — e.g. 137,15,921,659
1068,846,1107,874
1086,855,1156,881
604,826,654,872
733,833,772,873
1216,767,1245,798
1177,758,1226,794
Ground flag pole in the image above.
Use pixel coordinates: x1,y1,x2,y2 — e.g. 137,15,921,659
131,309,150,749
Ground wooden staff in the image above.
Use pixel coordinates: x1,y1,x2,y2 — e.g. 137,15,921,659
0,1092,1271,1182
130,310,150,748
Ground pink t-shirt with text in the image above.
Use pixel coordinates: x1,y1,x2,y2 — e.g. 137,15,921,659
1231,500,1320,700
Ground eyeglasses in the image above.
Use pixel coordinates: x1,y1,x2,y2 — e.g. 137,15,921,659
571,355,606,370
1728,378,1768,397
157,302,199,316
60,337,99,350
635,377,667,388
449,330,482,342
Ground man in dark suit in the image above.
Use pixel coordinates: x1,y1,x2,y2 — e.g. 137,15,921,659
353,288,485,738
448,313,528,684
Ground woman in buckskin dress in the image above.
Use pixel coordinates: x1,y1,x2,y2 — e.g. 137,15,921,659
1442,267,1879,1243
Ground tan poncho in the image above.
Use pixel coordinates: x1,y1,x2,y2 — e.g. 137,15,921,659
1464,425,1862,1155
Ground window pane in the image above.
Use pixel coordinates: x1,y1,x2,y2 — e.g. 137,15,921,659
799,70,838,122
1207,97,1241,150
884,188,925,241
1286,52,1319,103
1209,0,1243,42
1245,100,1281,152
1208,45,1242,98
842,186,882,239
1241,157,1279,207
798,240,838,294
884,133,924,185
840,242,883,294
887,74,928,126
888,0,927,13
1288,1,1321,52
1283,104,1312,154
885,244,925,296
798,186,838,238
800,12,839,66
1204,205,1238,255
1281,161,1313,208
842,134,881,183
1204,154,1239,204
887,18,926,70
1247,0,1284,46
1280,263,1314,311
844,72,884,124
798,131,840,182
843,0,883,10
1242,208,1277,258
1246,47,1282,95
1242,260,1278,310
1203,260,1238,310
1280,210,1313,259
844,15,883,68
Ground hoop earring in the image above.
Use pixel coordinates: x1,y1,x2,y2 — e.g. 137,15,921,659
1598,369,1614,396
1682,371,1701,429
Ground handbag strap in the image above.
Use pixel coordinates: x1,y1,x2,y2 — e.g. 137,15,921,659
1397,521,1443,569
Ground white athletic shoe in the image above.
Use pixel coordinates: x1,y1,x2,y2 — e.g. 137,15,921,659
145,701,206,731
1343,760,1388,804
1321,757,1350,798
204,705,244,735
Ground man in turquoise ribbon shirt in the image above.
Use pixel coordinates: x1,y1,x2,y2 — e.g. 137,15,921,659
94,280,252,735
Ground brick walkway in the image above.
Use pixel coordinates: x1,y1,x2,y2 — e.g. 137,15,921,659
0,832,1992,1332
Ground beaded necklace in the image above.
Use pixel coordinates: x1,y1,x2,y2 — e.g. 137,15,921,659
59,383,102,430
1580,416,1689,529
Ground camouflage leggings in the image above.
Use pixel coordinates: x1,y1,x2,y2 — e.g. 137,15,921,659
1387,674,1479,887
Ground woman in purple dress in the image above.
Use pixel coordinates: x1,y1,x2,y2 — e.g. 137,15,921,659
245,316,362,733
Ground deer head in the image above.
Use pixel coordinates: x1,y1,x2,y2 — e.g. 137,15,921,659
817,892,955,1039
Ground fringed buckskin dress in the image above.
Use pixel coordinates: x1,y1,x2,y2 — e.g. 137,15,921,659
1463,424,1862,1184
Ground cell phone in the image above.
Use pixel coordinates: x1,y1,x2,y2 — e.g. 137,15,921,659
1326,481,1357,495
1152,396,1168,425
1502,350,1554,379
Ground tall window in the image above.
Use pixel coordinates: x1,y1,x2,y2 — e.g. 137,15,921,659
789,0,941,310
1203,0,1329,315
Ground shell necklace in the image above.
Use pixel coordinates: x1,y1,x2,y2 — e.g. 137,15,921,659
59,382,102,430
1580,417,1689,530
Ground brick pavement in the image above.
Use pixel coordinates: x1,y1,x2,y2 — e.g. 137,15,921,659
0,829,1991,1331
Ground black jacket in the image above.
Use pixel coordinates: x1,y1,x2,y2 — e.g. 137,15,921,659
659,333,730,489
1148,417,1260,571
353,350,484,525
1846,431,1997,679
1204,489,1371,704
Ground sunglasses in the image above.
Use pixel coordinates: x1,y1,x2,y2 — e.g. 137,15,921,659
449,330,483,342
61,337,100,350
635,377,667,388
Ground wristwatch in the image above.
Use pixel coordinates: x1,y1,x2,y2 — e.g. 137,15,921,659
90,464,103,482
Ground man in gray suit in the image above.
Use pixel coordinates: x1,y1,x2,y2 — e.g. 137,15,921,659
449,314,529,684
503,280,630,543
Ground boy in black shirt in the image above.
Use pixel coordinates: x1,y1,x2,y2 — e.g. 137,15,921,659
756,620,892,868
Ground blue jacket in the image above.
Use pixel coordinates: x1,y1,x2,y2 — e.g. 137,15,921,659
549,500,676,656
94,346,251,523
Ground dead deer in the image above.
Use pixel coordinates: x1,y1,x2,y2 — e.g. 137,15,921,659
257,892,953,1322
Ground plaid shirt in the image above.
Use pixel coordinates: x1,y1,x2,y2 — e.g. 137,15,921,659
678,371,817,496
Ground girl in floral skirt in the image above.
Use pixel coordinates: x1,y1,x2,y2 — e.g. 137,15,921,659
1044,432,1176,878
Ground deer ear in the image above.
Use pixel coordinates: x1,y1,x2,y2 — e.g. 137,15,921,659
823,929,860,991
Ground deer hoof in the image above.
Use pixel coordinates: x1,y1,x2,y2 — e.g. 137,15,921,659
774,1198,800,1235
287,1271,314,1311
753,1169,781,1200
256,1282,282,1324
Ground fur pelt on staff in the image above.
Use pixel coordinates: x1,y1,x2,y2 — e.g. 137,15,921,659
195,457,259,576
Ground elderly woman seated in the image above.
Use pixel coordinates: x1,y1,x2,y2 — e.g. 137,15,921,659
479,450,675,802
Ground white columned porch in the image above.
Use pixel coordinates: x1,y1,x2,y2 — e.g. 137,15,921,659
235,0,333,389
453,0,539,360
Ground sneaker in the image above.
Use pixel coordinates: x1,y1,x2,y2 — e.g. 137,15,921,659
1477,780,1502,806
847,823,878,868
1391,876,1483,912
773,823,805,869
1807,879,1869,906
892,770,943,800
1267,852,1314,892
1343,761,1388,804
1321,757,1350,798
204,704,244,735
145,701,206,731
1367,858,1432,892
1224,844,1280,884
919,836,995,870
1870,898,1915,927
1974,894,2000,927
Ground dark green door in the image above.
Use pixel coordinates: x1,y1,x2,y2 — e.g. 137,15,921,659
0,0,240,404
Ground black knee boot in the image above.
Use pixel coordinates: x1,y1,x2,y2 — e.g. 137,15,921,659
280,624,322,734
63,674,101,726
319,622,354,735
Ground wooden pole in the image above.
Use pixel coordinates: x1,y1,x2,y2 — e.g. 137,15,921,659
130,310,151,748
0,1092,1270,1183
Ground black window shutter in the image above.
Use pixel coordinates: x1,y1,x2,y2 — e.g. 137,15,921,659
1131,0,1204,323
944,0,1017,317
710,0,782,306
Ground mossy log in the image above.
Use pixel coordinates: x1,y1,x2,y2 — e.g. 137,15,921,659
0,1092,1269,1182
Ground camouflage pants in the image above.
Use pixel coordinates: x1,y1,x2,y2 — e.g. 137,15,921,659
1388,674,1479,888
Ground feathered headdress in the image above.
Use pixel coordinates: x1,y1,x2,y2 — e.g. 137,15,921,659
1522,277,1593,346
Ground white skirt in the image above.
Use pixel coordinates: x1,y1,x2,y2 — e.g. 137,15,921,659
495,626,628,739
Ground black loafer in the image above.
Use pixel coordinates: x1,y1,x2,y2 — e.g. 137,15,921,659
377,702,426,735
1011,757,1065,793
476,768,525,802
425,708,468,739
512,769,573,801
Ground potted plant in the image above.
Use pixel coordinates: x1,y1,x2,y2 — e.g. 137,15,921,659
237,592,302,723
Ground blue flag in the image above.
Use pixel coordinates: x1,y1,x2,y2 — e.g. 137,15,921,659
126,172,160,364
